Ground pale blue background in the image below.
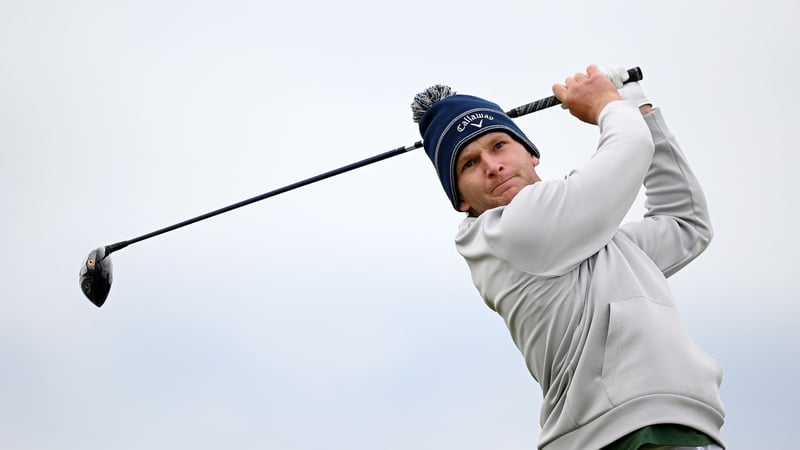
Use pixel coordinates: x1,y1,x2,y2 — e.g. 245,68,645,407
2,0,797,448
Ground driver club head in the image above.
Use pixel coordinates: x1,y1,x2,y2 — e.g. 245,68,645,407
79,246,113,307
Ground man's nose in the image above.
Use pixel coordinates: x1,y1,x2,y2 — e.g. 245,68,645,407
485,155,504,176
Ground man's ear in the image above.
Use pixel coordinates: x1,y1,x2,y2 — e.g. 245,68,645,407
531,154,540,166
458,200,471,213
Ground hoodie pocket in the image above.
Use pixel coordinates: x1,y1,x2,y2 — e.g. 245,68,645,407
601,296,723,406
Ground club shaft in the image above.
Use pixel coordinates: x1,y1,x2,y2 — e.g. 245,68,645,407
107,66,642,254
117,141,424,250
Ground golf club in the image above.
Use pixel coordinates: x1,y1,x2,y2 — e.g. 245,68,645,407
79,67,644,307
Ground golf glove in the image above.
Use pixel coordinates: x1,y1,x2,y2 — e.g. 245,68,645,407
600,65,652,108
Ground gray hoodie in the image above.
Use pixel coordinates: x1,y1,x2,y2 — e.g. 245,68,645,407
455,101,725,449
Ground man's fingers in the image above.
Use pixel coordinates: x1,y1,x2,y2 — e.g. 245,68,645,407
586,64,602,78
552,83,567,102
565,73,586,87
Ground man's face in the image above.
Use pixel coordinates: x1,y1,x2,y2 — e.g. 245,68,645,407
455,131,541,217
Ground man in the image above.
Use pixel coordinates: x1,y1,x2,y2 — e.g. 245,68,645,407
411,65,725,449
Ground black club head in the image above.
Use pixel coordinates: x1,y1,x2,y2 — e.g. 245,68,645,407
79,246,113,307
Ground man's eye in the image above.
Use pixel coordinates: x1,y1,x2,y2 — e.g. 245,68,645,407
463,160,475,170
495,142,505,150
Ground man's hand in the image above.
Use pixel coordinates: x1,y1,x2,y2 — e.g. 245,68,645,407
600,64,653,114
552,65,621,124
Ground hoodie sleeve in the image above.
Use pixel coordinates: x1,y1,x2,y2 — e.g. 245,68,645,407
617,108,713,277
465,100,655,277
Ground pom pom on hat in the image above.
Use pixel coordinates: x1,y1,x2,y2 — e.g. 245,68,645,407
411,85,540,211
411,84,457,123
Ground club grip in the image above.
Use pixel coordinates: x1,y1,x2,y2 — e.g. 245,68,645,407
626,66,643,83
506,66,643,118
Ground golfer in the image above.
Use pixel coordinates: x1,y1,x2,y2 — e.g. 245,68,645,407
412,65,725,449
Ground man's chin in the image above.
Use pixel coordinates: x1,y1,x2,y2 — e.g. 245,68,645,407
478,193,516,215
470,182,531,215
497,186,523,205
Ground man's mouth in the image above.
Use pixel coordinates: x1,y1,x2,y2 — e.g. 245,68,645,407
491,176,516,194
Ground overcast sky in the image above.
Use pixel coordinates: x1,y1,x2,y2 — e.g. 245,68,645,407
1,0,797,448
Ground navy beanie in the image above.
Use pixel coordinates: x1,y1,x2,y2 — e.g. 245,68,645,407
412,85,540,211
